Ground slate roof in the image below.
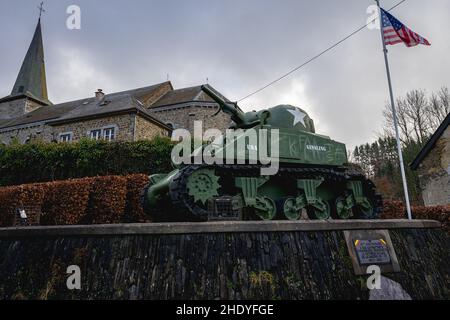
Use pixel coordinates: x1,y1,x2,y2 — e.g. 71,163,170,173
410,112,450,170
0,82,172,130
0,81,232,132
151,84,227,108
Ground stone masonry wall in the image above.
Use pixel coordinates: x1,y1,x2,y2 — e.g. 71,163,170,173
0,99,26,120
0,114,170,145
0,227,448,299
0,98,44,120
134,115,169,141
51,115,135,142
24,99,44,114
417,125,450,206
150,104,231,134
0,122,52,144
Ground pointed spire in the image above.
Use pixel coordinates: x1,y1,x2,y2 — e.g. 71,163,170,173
11,17,51,105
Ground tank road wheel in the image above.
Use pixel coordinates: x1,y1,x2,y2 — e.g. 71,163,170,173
283,198,301,220
353,201,374,219
186,168,220,205
347,179,379,219
283,195,307,220
307,200,331,220
335,196,353,219
254,196,277,220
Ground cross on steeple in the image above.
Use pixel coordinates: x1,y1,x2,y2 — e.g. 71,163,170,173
37,2,45,19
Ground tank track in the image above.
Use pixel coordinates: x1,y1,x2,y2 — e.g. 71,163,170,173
165,164,382,222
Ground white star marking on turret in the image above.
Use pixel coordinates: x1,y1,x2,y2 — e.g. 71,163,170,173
287,108,307,127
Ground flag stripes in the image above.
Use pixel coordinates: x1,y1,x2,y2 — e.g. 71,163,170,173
380,8,430,47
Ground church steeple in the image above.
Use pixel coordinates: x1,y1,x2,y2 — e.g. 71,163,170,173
10,17,51,105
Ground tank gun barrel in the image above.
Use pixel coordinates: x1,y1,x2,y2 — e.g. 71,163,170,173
201,85,246,125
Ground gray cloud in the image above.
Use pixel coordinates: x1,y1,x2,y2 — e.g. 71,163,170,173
0,0,448,150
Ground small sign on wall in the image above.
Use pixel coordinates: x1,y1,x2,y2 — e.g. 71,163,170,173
344,229,400,275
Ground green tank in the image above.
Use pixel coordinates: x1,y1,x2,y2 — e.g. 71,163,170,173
142,85,382,221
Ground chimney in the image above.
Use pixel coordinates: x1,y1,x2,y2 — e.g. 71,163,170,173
95,89,105,101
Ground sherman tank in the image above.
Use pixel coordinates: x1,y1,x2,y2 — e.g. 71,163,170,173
142,85,382,221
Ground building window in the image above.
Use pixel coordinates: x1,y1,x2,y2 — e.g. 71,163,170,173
59,133,72,142
90,129,102,140
103,127,115,141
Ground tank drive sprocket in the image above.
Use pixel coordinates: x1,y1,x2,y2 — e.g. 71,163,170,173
186,168,220,204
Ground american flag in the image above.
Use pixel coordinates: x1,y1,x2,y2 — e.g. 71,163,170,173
381,8,430,47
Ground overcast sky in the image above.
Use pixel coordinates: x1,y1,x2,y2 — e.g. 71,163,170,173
0,0,448,149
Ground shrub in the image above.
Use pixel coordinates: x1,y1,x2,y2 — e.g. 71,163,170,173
86,176,127,224
0,137,173,186
380,200,405,219
124,174,151,223
41,178,93,225
0,188,15,227
381,200,450,232
0,174,149,227
0,184,45,227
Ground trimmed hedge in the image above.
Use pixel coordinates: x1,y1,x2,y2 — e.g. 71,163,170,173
124,174,151,223
87,176,127,224
0,137,173,186
0,174,150,227
381,200,450,232
0,184,46,226
41,178,93,225
1,181,448,230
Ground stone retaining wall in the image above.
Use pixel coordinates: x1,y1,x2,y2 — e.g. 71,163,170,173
0,220,448,300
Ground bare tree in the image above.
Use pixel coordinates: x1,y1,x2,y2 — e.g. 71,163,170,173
383,97,414,144
382,88,449,145
403,89,430,144
427,86,449,129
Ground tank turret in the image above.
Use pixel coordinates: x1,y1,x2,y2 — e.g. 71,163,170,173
265,105,316,133
202,85,268,129
202,85,316,132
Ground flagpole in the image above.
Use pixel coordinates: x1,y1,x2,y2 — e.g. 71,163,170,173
375,0,412,220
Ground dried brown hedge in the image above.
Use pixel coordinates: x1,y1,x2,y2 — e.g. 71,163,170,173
0,174,149,226
41,178,93,225
1,178,448,232
381,200,450,232
86,176,127,224
0,184,46,226
380,200,405,219
124,174,151,223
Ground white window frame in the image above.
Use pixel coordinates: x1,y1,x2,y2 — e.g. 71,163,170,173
58,132,73,143
90,129,102,140
103,127,115,141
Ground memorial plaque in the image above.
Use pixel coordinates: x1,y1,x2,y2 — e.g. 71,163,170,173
344,230,400,275
354,239,391,265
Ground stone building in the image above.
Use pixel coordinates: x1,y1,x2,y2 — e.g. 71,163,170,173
0,18,230,144
411,112,450,206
